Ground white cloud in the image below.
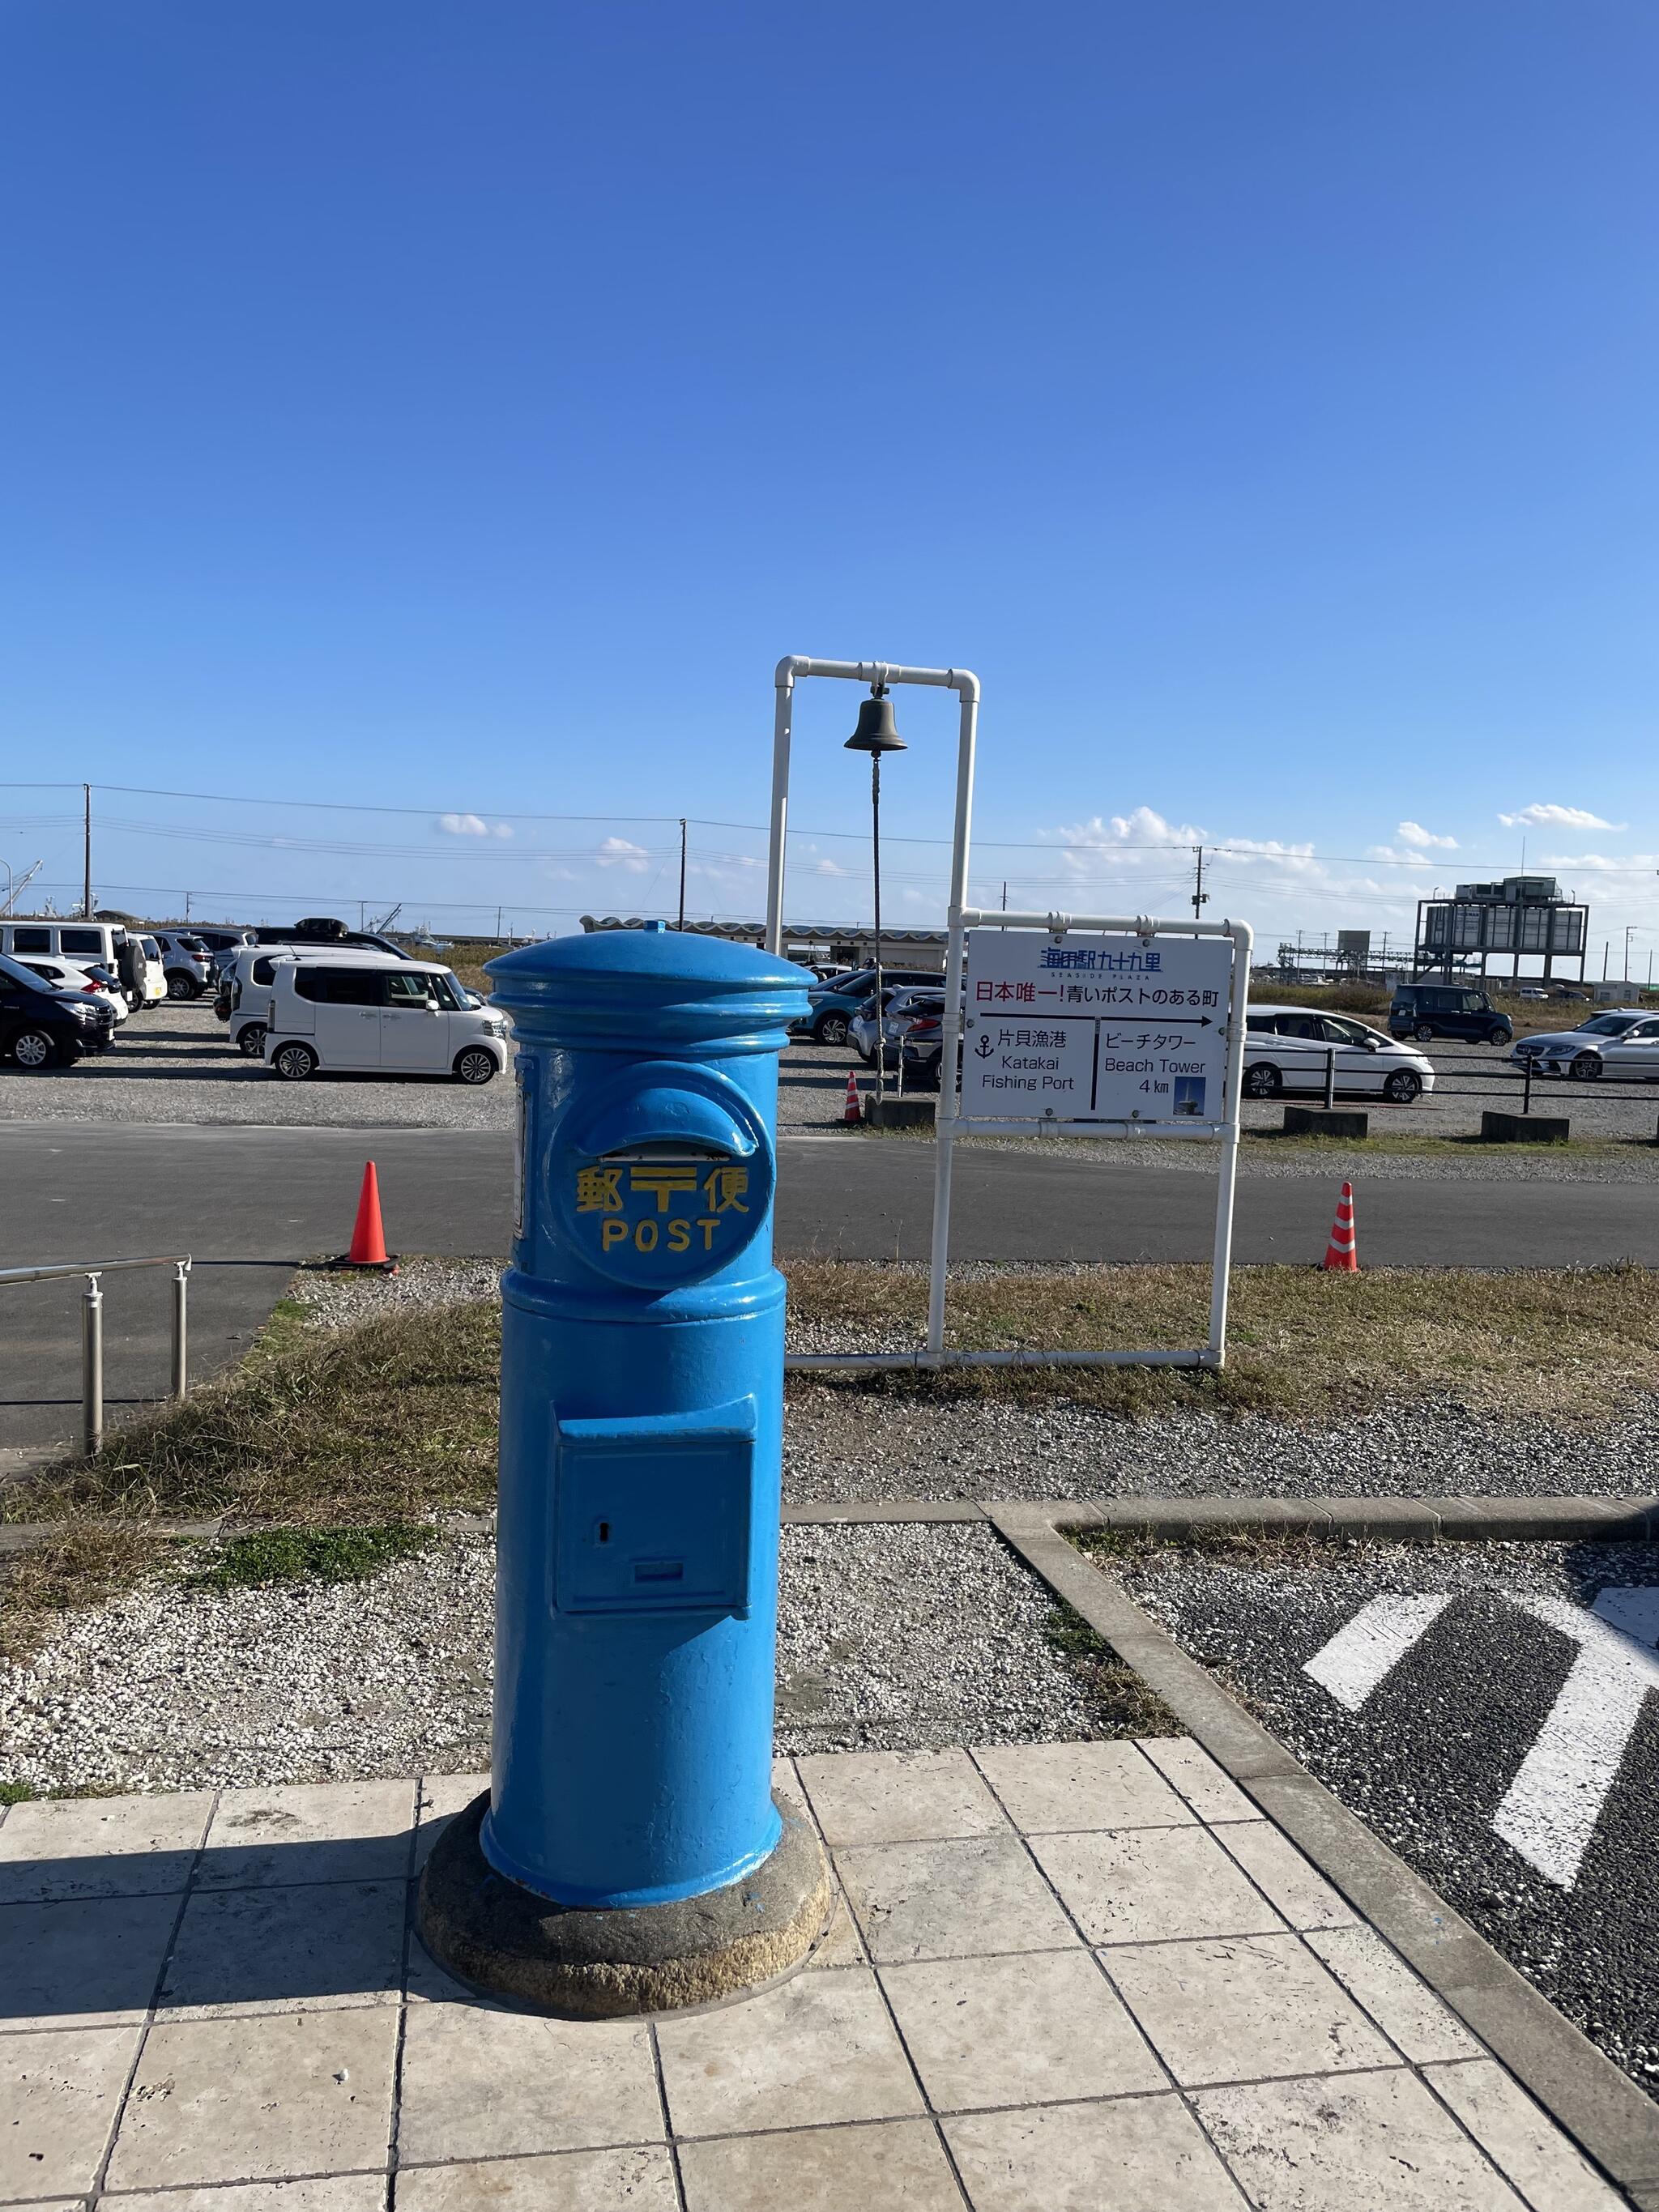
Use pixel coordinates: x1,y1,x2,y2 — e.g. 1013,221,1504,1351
1498,802,1623,831
492,822,513,839
1396,820,1456,850
437,812,489,837
810,857,849,877
596,836,650,872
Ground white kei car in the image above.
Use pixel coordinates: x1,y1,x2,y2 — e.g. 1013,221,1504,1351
15,957,131,1022
1510,1008,1659,1080
1242,1005,1436,1104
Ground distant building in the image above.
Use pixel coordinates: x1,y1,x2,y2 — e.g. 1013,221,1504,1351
1413,876,1588,983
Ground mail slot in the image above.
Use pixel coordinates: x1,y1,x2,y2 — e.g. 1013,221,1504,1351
477,921,811,1912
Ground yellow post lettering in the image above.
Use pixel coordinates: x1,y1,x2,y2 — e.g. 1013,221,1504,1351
634,1219,659,1252
601,1219,629,1251
667,1219,691,1252
697,1217,719,1250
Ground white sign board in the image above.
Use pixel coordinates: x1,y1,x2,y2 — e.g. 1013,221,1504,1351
959,927,1234,1127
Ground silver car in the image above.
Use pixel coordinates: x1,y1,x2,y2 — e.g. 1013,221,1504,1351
1511,1008,1659,1080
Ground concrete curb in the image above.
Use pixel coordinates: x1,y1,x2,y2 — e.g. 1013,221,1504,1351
983,1500,1659,2207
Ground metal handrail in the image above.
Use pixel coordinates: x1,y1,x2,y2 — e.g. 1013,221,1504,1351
0,1255,191,1456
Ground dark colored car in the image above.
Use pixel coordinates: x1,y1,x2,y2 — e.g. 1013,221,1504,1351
1388,983,1512,1046
788,966,942,1046
0,954,117,1069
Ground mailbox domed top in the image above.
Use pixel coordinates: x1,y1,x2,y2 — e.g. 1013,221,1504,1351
485,924,811,1052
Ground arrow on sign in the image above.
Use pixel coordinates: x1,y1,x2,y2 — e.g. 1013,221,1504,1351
1301,1586,1659,1889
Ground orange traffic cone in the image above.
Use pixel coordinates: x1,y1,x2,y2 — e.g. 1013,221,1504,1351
335,1161,398,1272
842,1070,862,1125
1321,1180,1358,1272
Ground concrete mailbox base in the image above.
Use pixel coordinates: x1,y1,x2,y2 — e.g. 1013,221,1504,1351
418,1793,830,2017
1282,1106,1369,1140
1482,1110,1571,1144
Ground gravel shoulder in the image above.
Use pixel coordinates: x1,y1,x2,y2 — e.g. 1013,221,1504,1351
285,1259,1659,1509
0,1521,1094,1794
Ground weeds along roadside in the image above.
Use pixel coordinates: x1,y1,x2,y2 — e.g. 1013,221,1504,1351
4,1258,1657,1657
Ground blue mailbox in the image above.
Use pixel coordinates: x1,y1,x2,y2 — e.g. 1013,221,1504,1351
416,923,825,2014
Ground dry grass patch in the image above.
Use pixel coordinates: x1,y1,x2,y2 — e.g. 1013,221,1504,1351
5,1299,500,1528
783,1259,1659,1423
0,1520,164,1662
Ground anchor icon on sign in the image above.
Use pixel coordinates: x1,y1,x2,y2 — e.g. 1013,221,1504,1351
973,1034,996,1059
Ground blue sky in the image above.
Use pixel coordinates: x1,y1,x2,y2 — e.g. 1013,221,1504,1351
2,1,1656,963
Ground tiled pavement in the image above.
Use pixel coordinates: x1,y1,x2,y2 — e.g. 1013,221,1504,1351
0,1742,1625,2210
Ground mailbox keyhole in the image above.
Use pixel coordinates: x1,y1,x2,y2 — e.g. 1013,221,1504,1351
596,1521,611,1545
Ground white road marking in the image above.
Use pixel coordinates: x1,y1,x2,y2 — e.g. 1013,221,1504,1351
1491,1589,1659,1889
1303,1593,1453,1711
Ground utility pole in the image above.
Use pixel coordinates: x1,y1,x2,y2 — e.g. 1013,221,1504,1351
82,785,92,917
1624,923,1636,987
677,819,688,930
496,905,503,941
1192,846,1209,922
1000,881,1008,911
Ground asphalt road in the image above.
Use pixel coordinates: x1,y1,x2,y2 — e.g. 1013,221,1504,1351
5,1122,1658,1459
1129,1545,1659,2099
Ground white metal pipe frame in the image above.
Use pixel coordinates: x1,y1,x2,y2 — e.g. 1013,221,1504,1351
765,655,1252,1373
1,1254,191,1457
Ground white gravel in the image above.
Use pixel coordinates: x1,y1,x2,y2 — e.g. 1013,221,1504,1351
289,1255,501,1329
275,1261,1659,1507
0,1524,1091,1795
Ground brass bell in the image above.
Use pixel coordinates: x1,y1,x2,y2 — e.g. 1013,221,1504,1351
844,686,907,755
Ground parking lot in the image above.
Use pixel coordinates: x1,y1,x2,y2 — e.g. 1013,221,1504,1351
1124,1536,1659,2097
7,998,1659,1149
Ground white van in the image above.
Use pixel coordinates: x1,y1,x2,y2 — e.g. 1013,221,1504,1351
263,957,510,1084
222,946,405,1057
0,919,131,972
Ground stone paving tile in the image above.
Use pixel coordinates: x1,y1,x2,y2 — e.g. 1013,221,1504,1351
198,1783,416,1890
1,1891,179,2031
971,1740,1196,1834
945,2093,1248,2210
1214,1818,1360,1932
403,1932,513,2013
806,1885,867,1970
1138,1738,1263,1824
396,2004,661,2164
156,1880,407,2018
1193,2065,1527,2208
0,2025,141,2197
655,1966,923,2138
399,2147,678,2211
105,2010,399,2190
1426,2058,1628,2210
1306,1927,1482,2064
1029,1825,1286,1946
0,1791,214,1903
835,1835,1078,1963
881,1948,1166,2111
112,2180,390,2212
797,1748,1008,1846
1106,1933,1400,2088
678,2116,963,2210
412,1775,488,1872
